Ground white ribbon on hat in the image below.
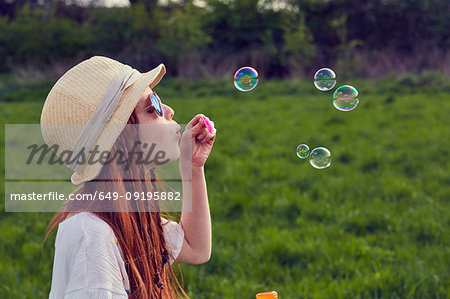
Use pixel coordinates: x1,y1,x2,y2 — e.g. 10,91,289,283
68,65,141,171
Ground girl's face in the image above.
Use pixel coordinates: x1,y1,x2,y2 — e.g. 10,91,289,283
134,87,181,167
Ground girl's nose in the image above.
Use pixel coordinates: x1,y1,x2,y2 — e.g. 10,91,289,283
164,105,174,120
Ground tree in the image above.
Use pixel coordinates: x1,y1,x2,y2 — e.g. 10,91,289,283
281,12,316,78
128,0,156,16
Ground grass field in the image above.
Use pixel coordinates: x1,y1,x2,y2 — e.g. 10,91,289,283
0,74,449,298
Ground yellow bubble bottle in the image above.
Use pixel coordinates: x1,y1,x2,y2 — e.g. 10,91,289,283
256,291,278,299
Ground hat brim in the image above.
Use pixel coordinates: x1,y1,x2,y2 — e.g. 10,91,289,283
71,64,166,185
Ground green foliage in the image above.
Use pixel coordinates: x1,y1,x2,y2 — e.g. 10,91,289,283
0,3,89,72
0,77,449,297
378,70,450,93
0,0,449,77
330,14,364,79
156,3,211,77
281,13,316,77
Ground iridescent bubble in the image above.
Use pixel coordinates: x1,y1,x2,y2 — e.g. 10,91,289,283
309,147,331,169
234,67,259,92
332,85,359,111
296,144,310,159
314,68,336,91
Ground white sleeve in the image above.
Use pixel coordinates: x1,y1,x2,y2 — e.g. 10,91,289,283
49,213,128,299
161,217,185,264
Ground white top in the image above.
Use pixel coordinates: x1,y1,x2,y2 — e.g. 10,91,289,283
49,212,184,299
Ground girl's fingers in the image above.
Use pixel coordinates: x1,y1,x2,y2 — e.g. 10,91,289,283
197,132,206,141
202,118,216,134
205,133,213,142
205,134,216,145
188,114,205,127
187,118,203,135
197,126,211,140
200,131,216,143
187,114,217,138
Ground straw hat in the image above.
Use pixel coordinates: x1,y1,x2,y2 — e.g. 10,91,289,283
40,56,166,185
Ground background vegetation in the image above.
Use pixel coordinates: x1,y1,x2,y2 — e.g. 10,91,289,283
1,0,449,298
0,0,449,79
1,74,449,297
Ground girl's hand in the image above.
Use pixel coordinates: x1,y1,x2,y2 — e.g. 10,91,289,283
179,114,216,169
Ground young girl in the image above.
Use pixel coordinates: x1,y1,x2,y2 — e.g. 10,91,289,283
42,56,216,298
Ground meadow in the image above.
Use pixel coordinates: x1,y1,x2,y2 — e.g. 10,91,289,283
0,73,449,298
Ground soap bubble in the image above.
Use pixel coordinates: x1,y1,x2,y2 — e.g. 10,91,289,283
296,144,310,159
234,67,259,92
333,85,359,111
314,68,336,91
309,147,331,169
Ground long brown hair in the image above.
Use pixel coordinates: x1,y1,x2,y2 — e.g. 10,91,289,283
44,111,189,299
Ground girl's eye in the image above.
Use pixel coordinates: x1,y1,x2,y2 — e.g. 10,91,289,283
146,106,156,114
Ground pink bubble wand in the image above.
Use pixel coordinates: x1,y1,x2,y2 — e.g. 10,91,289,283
201,115,216,135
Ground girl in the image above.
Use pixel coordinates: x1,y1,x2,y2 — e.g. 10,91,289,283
42,56,216,298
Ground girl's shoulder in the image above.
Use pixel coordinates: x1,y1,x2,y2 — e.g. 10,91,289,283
60,212,112,232
56,212,116,247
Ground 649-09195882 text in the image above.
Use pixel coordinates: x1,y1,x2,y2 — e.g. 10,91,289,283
9,191,181,201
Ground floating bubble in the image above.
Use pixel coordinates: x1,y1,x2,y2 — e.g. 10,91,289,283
333,85,359,111
234,67,259,92
314,68,336,91
296,144,310,159
309,147,331,169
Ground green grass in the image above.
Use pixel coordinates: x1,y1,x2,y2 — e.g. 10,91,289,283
0,76,449,298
